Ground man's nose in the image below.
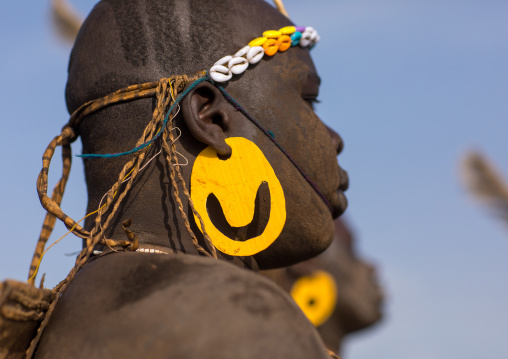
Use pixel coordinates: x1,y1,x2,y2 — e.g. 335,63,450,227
325,125,344,155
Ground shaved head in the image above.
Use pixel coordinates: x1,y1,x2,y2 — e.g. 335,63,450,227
67,0,346,268
66,0,290,112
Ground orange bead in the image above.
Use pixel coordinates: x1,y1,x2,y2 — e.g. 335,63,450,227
277,35,291,52
263,38,279,56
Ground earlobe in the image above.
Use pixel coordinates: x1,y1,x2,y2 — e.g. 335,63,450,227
181,82,232,156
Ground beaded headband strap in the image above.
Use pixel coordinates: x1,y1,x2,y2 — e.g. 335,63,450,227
209,26,319,83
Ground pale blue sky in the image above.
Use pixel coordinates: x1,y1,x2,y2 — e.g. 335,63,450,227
1,1,507,358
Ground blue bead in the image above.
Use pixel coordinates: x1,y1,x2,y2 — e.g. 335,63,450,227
290,31,302,46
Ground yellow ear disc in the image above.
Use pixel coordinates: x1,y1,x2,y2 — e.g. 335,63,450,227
290,270,338,327
190,137,286,256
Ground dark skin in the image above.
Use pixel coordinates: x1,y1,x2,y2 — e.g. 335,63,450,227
72,0,347,269
263,218,384,354
35,0,348,357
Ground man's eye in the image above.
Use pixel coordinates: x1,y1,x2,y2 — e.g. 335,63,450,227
302,96,321,110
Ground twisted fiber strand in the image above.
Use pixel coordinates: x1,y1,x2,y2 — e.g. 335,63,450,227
162,132,212,258
8,291,51,312
63,70,206,141
164,80,217,258
64,81,161,141
150,79,216,258
26,157,145,358
175,162,218,258
26,119,151,359
26,81,170,359
78,76,209,159
32,78,169,282
1,306,45,322
87,87,163,248
36,128,89,239
88,79,174,242
326,349,342,359
166,123,217,259
26,75,208,358
28,144,72,284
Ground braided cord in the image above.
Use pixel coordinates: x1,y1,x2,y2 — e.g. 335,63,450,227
77,76,209,159
26,74,212,358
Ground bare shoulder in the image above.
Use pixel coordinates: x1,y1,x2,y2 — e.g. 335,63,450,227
36,253,329,359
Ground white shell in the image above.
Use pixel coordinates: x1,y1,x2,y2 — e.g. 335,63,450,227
300,31,313,47
210,65,232,82
300,38,311,47
228,56,249,75
214,55,233,66
309,31,318,42
301,27,319,47
246,46,264,64
234,45,251,58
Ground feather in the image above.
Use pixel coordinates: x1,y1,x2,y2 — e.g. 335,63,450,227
460,151,508,223
50,0,83,45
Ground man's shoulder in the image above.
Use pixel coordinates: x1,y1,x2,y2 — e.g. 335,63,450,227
36,252,330,359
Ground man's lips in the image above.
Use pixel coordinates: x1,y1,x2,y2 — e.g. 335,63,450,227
339,167,349,191
331,190,348,219
330,167,349,218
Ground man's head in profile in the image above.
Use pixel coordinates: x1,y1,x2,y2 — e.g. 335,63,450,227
67,0,348,269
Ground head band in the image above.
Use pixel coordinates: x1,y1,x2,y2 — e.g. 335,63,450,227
209,26,319,83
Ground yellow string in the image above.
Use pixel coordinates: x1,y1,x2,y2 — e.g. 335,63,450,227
26,208,101,285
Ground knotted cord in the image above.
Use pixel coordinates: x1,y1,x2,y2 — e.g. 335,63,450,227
26,70,217,358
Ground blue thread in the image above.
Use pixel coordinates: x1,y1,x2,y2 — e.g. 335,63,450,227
77,77,209,159
75,75,333,214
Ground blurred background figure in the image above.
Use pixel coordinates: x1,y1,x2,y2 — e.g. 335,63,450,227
263,218,384,354
50,0,81,44
461,151,508,227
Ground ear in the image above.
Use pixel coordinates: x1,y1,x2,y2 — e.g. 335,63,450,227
181,81,232,157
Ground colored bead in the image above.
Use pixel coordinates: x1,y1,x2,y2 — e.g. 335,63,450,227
307,27,318,41
248,37,267,47
278,26,296,35
234,45,250,58
277,35,291,52
290,31,302,46
300,30,314,47
301,27,318,47
246,46,264,64
209,65,232,82
214,55,233,66
228,56,249,75
310,35,320,49
209,26,318,82
263,38,279,56
263,30,282,38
